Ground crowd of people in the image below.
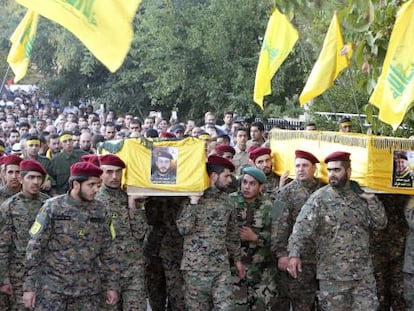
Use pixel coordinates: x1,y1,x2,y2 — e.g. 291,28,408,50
0,89,411,310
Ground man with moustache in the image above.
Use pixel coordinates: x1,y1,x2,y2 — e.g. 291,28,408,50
248,146,289,196
0,160,49,310
177,155,245,310
272,150,322,310
287,151,387,310
23,162,119,310
0,155,23,203
96,154,147,311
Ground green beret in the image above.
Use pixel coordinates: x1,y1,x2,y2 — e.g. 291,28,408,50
242,167,266,184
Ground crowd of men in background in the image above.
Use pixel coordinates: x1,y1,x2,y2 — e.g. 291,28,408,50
0,88,411,310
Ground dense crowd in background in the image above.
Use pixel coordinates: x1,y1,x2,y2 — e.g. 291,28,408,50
0,87,411,311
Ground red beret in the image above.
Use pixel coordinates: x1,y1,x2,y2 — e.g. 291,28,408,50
214,144,235,155
0,157,5,165
70,162,103,178
20,159,47,175
81,154,100,167
207,155,235,172
247,145,260,153
249,147,271,162
159,132,176,138
295,150,320,164
3,154,23,167
324,151,351,163
99,154,126,168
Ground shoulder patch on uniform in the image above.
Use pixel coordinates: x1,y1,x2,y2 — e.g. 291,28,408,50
29,220,43,237
29,213,47,238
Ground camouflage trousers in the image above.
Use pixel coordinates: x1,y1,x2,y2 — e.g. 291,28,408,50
404,272,414,310
0,293,9,311
146,256,167,311
233,266,278,311
162,253,186,310
373,254,405,311
183,270,233,311
102,261,147,311
318,275,378,311
34,289,101,311
273,262,317,311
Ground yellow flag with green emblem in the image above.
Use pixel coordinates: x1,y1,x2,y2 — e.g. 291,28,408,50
299,13,353,105
16,0,142,72
7,10,39,82
253,8,299,109
369,0,414,130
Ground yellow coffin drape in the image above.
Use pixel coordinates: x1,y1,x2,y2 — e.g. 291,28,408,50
98,137,209,195
270,130,414,195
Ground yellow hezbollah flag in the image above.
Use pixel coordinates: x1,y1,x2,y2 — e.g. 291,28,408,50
16,0,142,72
299,13,353,105
369,0,414,130
7,10,39,82
253,8,299,109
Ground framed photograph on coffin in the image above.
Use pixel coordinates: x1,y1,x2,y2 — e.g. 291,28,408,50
97,137,209,196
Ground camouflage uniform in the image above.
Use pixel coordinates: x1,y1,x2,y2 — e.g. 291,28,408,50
264,171,280,196
159,198,186,311
0,191,49,311
50,149,87,195
403,196,414,309
230,192,277,310
370,194,407,311
0,185,17,310
23,194,119,310
177,187,241,310
288,184,387,311
144,198,168,311
96,185,147,311
0,186,20,205
272,178,322,311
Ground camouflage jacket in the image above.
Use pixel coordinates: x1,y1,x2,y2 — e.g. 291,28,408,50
0,185,20,205
230,192,275,267
271,178,322,262
404,196,414,273
177,187,241,271
23,194,119,296
288,184,387,281
0,192,50,284
96,185,147,268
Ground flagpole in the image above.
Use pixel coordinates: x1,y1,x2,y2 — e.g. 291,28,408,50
0,65,11,97
346,68,364,133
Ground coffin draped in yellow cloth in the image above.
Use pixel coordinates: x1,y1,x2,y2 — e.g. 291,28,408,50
98,137,209,195
270,130,414,194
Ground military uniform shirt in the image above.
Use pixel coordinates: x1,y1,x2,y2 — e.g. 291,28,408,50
272,178,321,261
288,184,387,281
96,185,147,270
0,192,50,285
177,187,241,272
23,194,119,297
